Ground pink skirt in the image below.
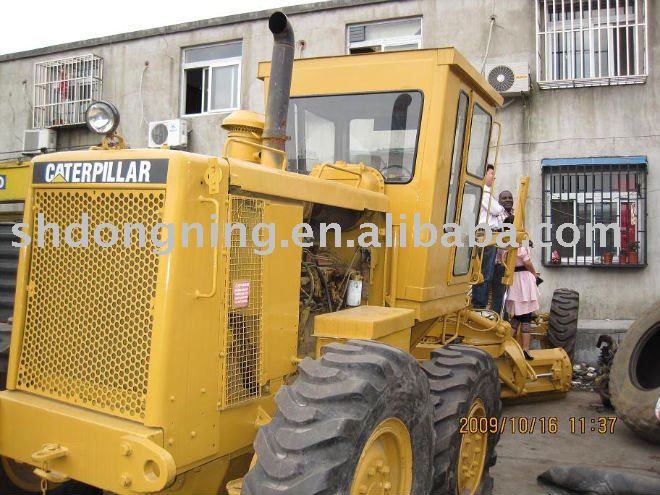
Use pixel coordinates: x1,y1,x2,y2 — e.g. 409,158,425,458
506,271,540,316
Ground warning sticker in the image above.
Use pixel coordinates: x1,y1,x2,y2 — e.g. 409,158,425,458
232,280,250,308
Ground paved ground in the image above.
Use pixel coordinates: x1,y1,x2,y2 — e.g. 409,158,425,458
491,391,660,494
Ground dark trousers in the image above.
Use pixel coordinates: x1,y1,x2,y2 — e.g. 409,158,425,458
492,263,507,317
472,246,496,309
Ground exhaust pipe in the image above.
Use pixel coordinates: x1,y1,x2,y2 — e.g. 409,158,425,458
261,11,294,168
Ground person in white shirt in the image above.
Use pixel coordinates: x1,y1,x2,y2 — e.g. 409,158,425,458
472,164,508,309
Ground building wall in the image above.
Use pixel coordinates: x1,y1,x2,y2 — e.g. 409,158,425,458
0,0,657,319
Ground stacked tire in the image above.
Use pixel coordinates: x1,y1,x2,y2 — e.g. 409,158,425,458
610,305,660,445
548,289,579,360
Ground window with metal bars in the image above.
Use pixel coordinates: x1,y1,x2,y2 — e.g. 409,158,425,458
541,157,647,268
33,54,103,128
536,0,648,88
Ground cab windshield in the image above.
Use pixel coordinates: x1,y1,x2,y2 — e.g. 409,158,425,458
285,91,423,183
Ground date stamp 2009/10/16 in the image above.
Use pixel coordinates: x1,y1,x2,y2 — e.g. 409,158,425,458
459,416,618,435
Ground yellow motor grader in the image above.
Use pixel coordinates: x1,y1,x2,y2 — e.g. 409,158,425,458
0,12,574,495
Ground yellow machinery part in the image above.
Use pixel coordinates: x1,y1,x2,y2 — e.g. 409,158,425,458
350,417,413,495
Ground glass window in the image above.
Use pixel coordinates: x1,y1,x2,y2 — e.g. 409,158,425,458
348,18,422,54
182,41,242,115
302,111,336,171
453,182,483,276
286,92,423,183
445,93,469,224
210,65,239,111
184,42,242,64
466,104,492,178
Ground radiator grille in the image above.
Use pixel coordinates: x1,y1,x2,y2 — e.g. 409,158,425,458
16,189,164,421
222,196,264,408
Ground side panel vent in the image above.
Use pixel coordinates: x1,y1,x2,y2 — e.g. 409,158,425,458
221,196,264,408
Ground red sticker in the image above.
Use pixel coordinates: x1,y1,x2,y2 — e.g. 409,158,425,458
233,280,250,308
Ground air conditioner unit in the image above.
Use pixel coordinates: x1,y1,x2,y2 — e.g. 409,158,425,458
23,129,57,155
485,62,530,96
148,119,188,148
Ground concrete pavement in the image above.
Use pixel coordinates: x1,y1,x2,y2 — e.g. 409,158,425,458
491,391,660,494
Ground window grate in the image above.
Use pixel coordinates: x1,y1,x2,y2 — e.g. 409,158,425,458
536,0,648,88
541,158,647,267
33,54,103,128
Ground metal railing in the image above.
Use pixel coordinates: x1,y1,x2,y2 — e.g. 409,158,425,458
33,54,103,128
536,0,648,88
541,159,647,267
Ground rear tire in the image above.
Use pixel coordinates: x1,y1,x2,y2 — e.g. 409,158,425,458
242,340,434,495
548,289,579,360
421,345,502,495
610,304,660,444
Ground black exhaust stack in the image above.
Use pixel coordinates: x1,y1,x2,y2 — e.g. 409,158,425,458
261,12,295,168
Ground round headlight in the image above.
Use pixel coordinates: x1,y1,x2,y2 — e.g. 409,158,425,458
85,101,120,135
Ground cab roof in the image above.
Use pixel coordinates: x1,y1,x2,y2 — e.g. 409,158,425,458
258,47,503,108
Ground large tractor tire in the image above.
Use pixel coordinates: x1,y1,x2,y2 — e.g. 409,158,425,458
421,345,501,495
610,304,660,444
548,289,579,360
242,340,434,495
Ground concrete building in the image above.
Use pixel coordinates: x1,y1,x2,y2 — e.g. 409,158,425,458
0,0,657,322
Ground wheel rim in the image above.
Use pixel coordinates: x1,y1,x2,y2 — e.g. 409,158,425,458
1,456,50,492
350,417,413,495
457,398,488,495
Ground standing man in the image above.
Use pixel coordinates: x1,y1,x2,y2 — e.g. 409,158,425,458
492,190,514,316
472,164,507,309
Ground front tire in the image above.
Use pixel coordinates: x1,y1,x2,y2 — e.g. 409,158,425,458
242,340,434,495
421,345,502,495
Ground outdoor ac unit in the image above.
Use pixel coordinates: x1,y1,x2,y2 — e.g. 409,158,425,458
148,119,188,148
23,129,57,155
485,62,530,96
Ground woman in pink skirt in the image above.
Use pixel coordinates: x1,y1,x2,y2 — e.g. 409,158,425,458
505,244,540,360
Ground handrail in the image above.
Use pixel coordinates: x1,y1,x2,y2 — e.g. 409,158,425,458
195,196,220,298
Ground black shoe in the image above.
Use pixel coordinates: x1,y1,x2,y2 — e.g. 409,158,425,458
523,350,534,361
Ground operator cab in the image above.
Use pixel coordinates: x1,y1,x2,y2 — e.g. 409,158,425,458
260,49,503,308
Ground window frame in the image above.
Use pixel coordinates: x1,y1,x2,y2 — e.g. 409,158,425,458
346,17,423,54
465,103,493,180
535,0,648,88
541,158,647,268
444,91,495,281
444,91,470,226
180,42,242,117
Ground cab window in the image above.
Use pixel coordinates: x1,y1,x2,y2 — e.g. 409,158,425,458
453,182,483,276
445,92,469,224
286,91,423,183
466,104,492,178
